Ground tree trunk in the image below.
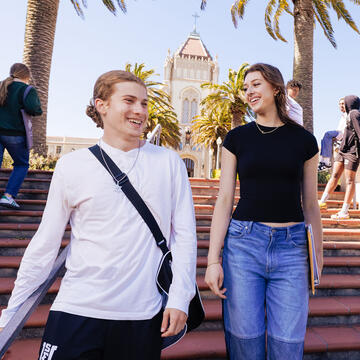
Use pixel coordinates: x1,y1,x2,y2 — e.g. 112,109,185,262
23,0,60,155
293,0,314,133
231,111,245,129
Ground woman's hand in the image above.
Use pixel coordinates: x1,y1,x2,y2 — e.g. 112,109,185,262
205,263,227,299
316,249,323,280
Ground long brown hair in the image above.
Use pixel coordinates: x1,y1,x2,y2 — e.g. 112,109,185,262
86,70,146,128
0,63,31,106
244,63,301,127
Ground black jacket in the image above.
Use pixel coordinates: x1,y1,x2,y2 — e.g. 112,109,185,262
339,95,360,160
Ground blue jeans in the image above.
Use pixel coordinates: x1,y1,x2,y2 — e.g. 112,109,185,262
320,130,339,158
0,135,29,197
223,220,309,360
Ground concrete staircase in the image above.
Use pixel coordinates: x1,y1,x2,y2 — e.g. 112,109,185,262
1,170,360,359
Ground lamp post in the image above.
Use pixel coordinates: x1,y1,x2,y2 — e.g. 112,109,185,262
208,148,213,178
216,137,222,169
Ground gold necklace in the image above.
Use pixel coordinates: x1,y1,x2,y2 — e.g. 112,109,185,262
255,121,281,135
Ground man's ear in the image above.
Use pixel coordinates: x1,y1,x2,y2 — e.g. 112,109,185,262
95,98,108,116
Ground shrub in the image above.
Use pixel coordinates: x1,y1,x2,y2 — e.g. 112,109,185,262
318,171,331,184
1,150,58,171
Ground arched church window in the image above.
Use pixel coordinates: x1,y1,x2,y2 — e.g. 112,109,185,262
191,100,198,120
182,99,190,123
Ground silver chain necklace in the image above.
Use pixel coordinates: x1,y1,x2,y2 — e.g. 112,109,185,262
255,121,281,135
99,138,141,192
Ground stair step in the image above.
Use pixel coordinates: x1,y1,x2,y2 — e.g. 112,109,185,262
0,274,357,299
0,278,61,294
195,256,360,269
323,229,360,241
6,327,360,360
0,169,53,180
322,219,360,229
4,297,360,331
197,240,360,250
0,177,50,190
322,209,360,218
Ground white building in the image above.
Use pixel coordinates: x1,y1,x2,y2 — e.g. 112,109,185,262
46,136,97,157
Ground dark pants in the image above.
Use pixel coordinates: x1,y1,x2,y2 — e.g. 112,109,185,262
38,310,163,360
0,135,29,197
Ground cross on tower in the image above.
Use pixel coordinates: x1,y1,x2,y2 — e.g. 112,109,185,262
192,12,200,32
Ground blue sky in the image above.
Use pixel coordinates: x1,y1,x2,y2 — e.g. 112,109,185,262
1,0,360,142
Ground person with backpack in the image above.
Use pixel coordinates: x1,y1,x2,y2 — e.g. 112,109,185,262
0,63,42,209
0,70,197,359
319,95,360,219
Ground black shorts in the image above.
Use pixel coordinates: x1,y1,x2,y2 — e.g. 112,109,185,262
38,310,163,360
334,152,360,172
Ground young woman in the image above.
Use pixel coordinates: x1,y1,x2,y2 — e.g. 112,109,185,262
0,70,197,359
0,63,42,209
319,95,360,219
205,63,323,359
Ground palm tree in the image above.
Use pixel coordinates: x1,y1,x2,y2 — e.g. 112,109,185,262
23,0,126,154
201,63,251,129
191,106,231,150
125,63,181,148
191,106,231,170
200,0,360,133
146,103,181,148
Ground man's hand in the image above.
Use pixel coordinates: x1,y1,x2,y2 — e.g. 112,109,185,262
161,308,187,337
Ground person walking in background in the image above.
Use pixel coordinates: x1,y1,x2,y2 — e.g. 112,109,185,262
0,63,42,209
319,95,360,220
205,63,322,359
286,79,303,126
318,97,347,171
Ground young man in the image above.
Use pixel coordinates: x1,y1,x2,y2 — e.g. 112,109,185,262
286,79,303,126
0,70,197,359
318,98,347,171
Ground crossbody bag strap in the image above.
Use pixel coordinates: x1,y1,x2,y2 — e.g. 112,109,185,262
23,85,33,103
89,145,171,256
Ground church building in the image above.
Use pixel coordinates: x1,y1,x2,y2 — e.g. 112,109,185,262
163,24,219,177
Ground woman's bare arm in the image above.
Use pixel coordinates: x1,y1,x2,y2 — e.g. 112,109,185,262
205,148,237,298
302,152,324,276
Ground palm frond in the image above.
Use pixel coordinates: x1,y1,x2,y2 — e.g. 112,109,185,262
329,0,360,33
70,0,86,18
264,0,278,40
231,0,250,28
273,0,289,42
313,0,336,48
70,0,126,17
200,0,207,10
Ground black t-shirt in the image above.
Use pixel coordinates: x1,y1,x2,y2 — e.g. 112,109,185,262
223,121,319,222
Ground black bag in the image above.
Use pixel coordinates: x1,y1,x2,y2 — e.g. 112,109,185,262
89,145,205,349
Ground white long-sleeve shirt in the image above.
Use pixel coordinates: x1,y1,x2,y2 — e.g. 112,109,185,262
287,95,303,126
0,141,197,327
337,113,347,133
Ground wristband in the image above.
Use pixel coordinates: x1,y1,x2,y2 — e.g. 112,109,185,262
207,261,220,267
